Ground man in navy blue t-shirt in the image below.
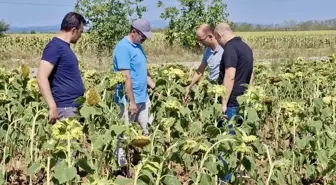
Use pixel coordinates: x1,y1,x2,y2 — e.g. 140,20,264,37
37,12,87,124
214,23,254,184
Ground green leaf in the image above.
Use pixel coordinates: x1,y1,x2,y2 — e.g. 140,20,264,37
322,160,336,176
174,121,184,133
53,161,77,184
257,180,265,185
246,107,259,122
42,141,55,150
79,105,96,118
114,178,133,185
237,96,248,105
329,147,336,157
200,173,213,185
28,163,41,176
74,96,86,105
175,84,185,93
206,125,220,138
140,169,154,182
242,156,256,173
277,169,286,185
205,159,218,174
104,129,113,142
143,161,160,174
111,125,125,136
179,107,190,116
162,169,181,185
317,150,329,167
296,136,309,149
76,158,95,174
307,164,316,177
190,121,202,136
0,172,4,185
216,134,233,142
309,120,322,131
92,134,104,151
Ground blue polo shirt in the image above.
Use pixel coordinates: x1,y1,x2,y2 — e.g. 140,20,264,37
202,44,224,81
41,37,85,108
113,37,148,104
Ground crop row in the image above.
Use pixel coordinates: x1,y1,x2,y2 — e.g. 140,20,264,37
0,54,336,184
1,33,336,57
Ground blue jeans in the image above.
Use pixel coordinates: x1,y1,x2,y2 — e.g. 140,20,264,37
217,107,240,135
217,106,243,183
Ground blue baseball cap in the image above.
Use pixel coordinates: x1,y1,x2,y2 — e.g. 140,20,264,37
131,18,153,38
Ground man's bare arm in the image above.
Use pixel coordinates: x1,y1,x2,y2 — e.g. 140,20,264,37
188,62,207,88
222,67,236,106
249,72,254,87
120,69,135,103
37,60,56,109
147,70,156,89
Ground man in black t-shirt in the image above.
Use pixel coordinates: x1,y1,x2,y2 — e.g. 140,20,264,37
214,23,253,184
214,23,254,121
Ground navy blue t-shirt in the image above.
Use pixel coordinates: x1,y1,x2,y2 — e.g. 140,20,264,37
41,37,85,108
218,37,253,107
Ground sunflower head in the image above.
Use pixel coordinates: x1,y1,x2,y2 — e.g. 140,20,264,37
85,88,101,106
20,63,30,78
51,118,83,141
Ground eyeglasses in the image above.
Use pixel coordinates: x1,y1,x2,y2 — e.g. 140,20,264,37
197,35,209,42
134,28,147,40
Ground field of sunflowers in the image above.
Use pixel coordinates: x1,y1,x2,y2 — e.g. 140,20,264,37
0,54,336,185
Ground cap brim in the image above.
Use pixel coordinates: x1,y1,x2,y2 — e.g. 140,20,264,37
142,31,153,39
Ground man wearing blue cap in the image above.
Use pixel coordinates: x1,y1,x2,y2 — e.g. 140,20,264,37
112,18,155,177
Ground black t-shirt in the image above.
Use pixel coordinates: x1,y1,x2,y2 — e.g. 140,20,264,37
217,37,253,107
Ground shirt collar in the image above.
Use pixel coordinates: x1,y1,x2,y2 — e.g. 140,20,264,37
125,36,138,47
210,44,221,53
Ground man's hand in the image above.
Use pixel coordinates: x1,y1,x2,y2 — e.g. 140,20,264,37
48,106,58,124
129,101,137,115
182,63,207,104
182,85,191,104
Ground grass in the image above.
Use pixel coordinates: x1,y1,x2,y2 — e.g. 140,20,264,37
1,30,336,71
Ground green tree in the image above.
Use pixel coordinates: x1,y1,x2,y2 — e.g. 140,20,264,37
0,20,10,36
75,0,147,53
158,0,230,50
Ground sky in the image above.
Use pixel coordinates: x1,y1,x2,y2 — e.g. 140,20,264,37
0,0,335,27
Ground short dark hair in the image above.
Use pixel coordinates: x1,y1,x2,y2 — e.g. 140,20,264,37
60,12,87,31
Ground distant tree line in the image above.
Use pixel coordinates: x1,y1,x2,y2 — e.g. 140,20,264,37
0,20,10,36
231,19,336,32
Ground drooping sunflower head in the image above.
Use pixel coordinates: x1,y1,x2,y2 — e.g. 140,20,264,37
130,135,151,148
27,78,39,93
51,118,83,141
207,84,226,96
85,88,101,106
164,99,181,112
20,63,30,78
0,92,10,105
182,139,208,155
109,72,126,89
